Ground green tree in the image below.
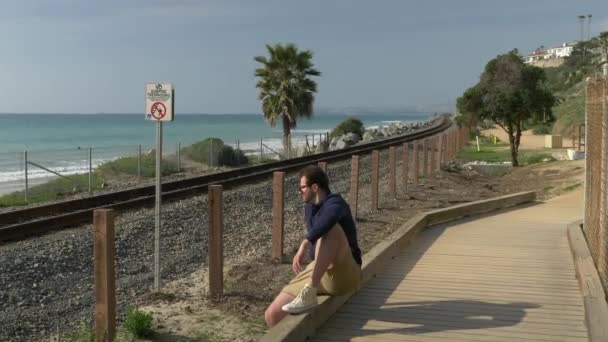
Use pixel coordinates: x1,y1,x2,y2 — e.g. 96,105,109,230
254,43,321,157
330,117,365,138
456,84,483,132
592,31,608,72
474,50,556,166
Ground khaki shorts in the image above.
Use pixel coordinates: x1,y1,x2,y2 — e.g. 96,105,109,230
282,252,362,297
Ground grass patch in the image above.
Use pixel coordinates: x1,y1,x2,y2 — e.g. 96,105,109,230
0,173,105,207
122,308,154,338
63,323,95,342
458,143,556,165
563,183,582,192
97,154,178,178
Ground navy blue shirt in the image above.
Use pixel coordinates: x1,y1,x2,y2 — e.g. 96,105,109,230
305,193,362,265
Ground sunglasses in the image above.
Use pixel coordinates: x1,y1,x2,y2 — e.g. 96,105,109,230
299,184,309,193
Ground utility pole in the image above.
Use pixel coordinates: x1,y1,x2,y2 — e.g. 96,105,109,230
578,15,585,42
587,14,592,41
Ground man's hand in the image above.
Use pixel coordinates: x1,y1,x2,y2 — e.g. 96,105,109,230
292,240,310,274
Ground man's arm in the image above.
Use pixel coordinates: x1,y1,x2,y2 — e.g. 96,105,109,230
306,197,343,244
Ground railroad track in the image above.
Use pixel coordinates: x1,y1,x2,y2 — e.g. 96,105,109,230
0,116,452,242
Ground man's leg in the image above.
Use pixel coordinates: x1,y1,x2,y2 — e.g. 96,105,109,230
264,292,295,327
311,226,350,288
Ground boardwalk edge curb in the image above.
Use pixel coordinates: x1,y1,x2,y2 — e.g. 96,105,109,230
567,220,608,342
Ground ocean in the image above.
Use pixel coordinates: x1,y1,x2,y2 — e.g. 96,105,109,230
0,113,430,187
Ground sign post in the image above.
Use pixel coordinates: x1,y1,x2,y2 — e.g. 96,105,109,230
145,82,174,290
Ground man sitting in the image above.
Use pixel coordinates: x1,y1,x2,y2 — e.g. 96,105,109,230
264,165,362,327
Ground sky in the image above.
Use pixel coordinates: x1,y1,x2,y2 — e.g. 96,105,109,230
0,0,607,114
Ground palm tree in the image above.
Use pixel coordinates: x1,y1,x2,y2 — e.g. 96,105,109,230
254,43,321,158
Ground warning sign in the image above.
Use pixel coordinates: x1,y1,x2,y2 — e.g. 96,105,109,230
145,83,174,121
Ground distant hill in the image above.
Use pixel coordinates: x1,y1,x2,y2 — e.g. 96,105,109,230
544,33,607,136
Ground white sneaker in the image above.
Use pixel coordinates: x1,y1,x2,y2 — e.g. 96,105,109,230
282,284,319,314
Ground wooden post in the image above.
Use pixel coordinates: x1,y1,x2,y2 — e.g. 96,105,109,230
389,146,396,198
350,155,360,219
430,137,436,174
422,139,429,177
371,150,380,210
94,209,116,342
272,172,285,263
412,141,419,187
441,134,447,166
402,143,409,194
450,131,455,159
208,185,223,298
318,161,328,174
435,137,441,171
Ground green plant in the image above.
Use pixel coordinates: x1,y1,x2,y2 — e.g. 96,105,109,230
181,138,247,167
522,153,555,165
0,173,105,207
531,123,552,135
219,144,249,166
330,117,364,138
458,49,557,166
97,154,177,177
122,308,153,338
63,323,95,342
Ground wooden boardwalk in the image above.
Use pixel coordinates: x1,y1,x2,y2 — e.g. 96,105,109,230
313,191,588,341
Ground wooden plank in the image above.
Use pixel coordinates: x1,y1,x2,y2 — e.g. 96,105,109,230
371,150,380,210
364,281,584,300
341,302,585,323
318,324,587,342
373,274,580,290
368,278,583,296
272,171,285,263
349,295,585,316
94,209,116,342
326,314,588,335
358,288,584,306
208,185,224,298
321,319,589,340
350,155,360,220
381,267,580,282
383,262,577,275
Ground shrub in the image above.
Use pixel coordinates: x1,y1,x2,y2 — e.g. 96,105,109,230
330,117,364,139
531,123,552,135
97,154,177,177
122,309,153,338
182,138,247,167
0,173,106,207
63,323,94,342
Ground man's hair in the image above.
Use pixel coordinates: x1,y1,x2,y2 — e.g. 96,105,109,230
299,165,330,192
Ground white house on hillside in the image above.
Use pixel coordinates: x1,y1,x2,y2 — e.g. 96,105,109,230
525,42,576,64
547,43,575,58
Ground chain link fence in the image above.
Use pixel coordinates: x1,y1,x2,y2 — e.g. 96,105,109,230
584,76,608,292
0,133,335,207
